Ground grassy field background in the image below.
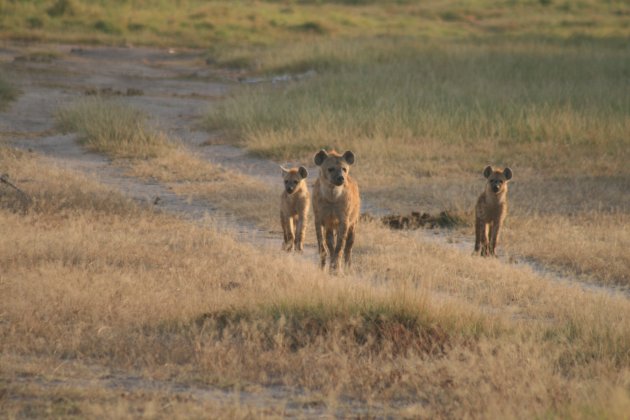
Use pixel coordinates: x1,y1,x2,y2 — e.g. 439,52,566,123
1,0,630,49
205,36,630,286
2,0,630,417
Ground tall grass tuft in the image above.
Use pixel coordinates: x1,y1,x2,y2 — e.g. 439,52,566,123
56,97,172,159
0,73,18,109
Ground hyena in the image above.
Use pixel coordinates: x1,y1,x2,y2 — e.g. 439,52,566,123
312,149,360,272
280,166,310,252
474,165,513,257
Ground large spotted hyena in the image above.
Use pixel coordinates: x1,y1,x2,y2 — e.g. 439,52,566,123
312,149,360,272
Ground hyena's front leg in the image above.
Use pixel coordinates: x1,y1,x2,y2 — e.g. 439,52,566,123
325,228,335,268
294,212,307,252
343,224,355,268
283,214,295,252
315,221,327,269
489,219,502,257
281,213,292,251
480,222,490,257
331,223,349,271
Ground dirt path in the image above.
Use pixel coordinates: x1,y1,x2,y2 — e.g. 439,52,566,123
0,44,286,247
1,42,626,297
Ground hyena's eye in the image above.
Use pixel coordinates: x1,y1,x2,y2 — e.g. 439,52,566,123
328,167,335,172
342,167,347,173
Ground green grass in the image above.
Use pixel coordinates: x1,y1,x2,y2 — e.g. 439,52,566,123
0,74,18,109
56,97,172,159
205,38,630,181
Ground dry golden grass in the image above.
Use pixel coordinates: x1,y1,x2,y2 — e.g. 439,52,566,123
4,24,629,415
2,142,630,417
506,212,630,286
53,94,630,290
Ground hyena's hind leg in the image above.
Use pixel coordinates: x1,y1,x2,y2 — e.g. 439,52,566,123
474,216,482,255
315,223,327,269
343,225,355,268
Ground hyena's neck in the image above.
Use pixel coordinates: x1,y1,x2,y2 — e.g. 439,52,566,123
287,182,307,199
485,186,508,205
319,180,345,202
294,181,307,194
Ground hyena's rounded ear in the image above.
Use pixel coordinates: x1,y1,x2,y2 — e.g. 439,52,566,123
342,150,355,165
298,166,308,179
314,149,328,166
503,167,513,180
483,166,493,178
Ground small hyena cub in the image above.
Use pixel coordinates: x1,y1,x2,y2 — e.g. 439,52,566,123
474,165,513,257
280,166,310,252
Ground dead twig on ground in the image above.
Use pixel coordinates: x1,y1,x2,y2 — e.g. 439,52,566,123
0,173,33,210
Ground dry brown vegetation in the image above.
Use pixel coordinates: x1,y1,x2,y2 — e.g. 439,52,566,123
2,135,630,417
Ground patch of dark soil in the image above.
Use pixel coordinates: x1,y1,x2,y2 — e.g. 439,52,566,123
362,211,466,230
84,87,144,96
13,53,59,63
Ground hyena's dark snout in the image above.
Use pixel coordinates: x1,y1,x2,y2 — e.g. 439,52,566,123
334,175,345,186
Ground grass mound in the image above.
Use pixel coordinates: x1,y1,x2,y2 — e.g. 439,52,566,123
195,302,452,356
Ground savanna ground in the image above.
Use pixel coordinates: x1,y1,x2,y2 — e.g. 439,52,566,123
1,0,630,418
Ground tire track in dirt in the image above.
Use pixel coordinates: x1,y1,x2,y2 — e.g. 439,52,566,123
0,44,284,249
